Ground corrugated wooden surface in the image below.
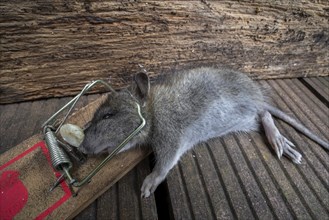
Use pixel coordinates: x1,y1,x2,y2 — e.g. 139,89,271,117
0,77,328,219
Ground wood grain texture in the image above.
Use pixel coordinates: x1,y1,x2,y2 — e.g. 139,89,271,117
1,0,329,103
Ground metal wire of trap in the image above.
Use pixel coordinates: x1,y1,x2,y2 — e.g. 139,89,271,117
42,80,146,195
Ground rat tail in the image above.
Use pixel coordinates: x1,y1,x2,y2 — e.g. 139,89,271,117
264,104,329,150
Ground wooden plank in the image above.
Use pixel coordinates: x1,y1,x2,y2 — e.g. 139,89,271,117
135,162,159,220
1,101,32,150
312,78,329,99
208,138,258,219
237,133,296,220
167,139,256,219
265,81,329,219
301,77,329,104
249,134,314,219
268,80,329,169
222,135,275,219
269,81,329,212
165,162,194,219
0,103,20,151
15,99,60,147
76,159,158,220
0,95,153,219
74,203,96,220
1,0,329,103
188,144,235,219
117,159,158,220
297,78,329,114
261,80,329,217
317,77,329,99
175,150,215,219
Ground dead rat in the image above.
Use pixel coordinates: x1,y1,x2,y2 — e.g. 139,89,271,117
79,67,329,198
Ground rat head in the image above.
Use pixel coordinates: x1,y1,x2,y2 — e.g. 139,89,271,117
79,72,150,155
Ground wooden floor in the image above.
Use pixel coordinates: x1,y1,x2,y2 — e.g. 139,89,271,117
0,77,328,220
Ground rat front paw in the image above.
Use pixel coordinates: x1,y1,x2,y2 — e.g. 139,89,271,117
141,172,164,198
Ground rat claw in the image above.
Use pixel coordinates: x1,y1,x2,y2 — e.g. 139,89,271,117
283,142,302,164
284,137,295,147
279,145,283,159
272,140,281,159
277,140,283,159
294,156,302,164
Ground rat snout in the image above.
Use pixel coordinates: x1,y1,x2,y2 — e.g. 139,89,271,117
79,125,99,154
79,145,98,155
78,146,88,154
79,138,107,155
78,139,94,155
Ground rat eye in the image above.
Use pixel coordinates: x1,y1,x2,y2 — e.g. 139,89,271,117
103,112,115,119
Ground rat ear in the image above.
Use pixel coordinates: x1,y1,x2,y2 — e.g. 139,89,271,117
132,72,150,103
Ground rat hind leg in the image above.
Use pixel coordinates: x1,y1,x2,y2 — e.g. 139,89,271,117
261,111,302,164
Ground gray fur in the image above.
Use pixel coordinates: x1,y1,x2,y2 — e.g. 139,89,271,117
79,67,329,198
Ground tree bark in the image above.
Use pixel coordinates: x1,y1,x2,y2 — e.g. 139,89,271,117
0,0,328,104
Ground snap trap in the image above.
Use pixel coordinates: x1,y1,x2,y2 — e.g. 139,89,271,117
42,80,146,196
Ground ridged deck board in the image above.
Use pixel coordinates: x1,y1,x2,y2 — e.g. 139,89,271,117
301,77,329,107
0,77,328,219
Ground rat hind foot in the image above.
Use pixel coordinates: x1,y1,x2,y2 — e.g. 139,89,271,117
273,134,302,164
281,137,302,164
261,111,302,164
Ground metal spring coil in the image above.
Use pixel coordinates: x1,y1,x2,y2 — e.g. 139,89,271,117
45,130,72,171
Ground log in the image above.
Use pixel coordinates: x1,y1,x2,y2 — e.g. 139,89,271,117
0,0,328,104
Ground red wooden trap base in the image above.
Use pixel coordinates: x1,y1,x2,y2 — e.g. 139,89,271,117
0,141,71,220
0,134,149,220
